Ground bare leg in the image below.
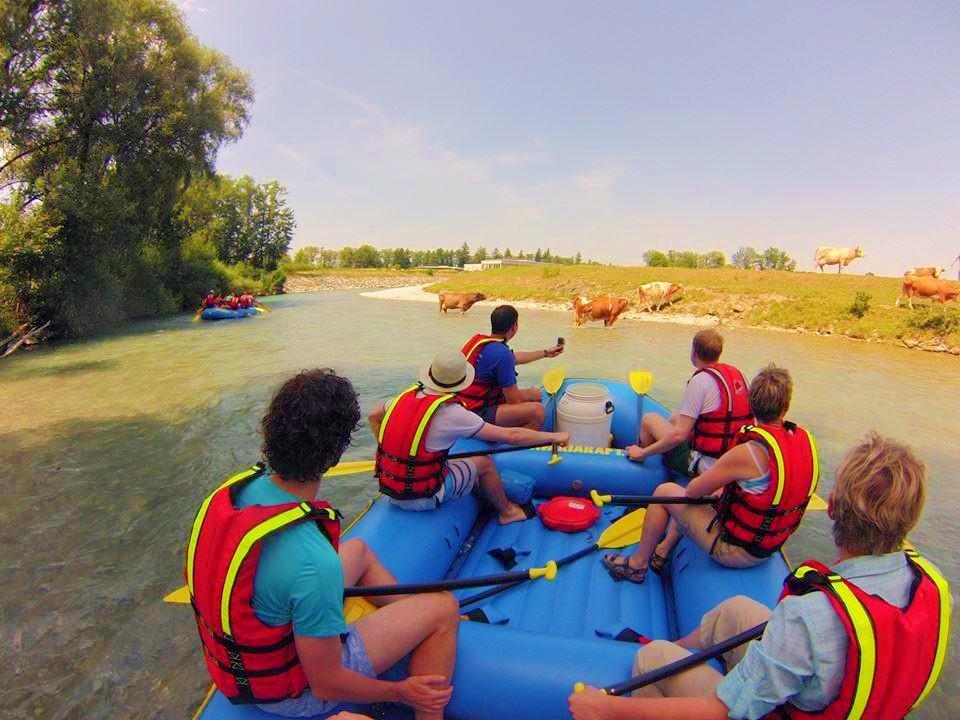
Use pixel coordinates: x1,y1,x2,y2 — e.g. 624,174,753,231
621,482,686,571
638,412,674,448
653,519,681,560
472,456,525,525
340,539,406,606
494,401,546,430
354,591,459,720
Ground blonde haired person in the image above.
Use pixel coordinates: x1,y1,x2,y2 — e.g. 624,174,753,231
604,365,818,582
571,433,950,720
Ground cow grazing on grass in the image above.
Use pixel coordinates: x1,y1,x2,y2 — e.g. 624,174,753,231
438,291,486,314
637,282,683,312
905,266,948,279
895,276,959,310
814,246,864,273
571,294,631,327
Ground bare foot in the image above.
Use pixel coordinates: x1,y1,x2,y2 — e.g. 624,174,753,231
498,502,528,525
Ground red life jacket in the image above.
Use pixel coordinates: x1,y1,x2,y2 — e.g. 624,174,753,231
713,422,819,558
186,464,341,705
203,294,217,308
228,298,240,310
774,550,950,719
690,363,753,457
375,385,460,500
456,334,508,412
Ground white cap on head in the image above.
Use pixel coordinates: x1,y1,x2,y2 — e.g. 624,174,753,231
418,349,475,394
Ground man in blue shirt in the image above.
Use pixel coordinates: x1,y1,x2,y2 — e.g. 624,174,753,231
238,370,459,719
460,305,564,430
569,432,948,720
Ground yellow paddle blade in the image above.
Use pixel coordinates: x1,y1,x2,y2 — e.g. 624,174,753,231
629,370,653,396
807,493,828,511
596,508,647,549
543,366,566,396
192,310,202,323
164,585,191,604
325,460,376,477
255,306,270,313
343,596,378,623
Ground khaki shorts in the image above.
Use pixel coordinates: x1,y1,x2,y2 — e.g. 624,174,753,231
674,504,765,570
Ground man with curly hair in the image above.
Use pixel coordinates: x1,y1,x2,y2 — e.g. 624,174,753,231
188,369,458,720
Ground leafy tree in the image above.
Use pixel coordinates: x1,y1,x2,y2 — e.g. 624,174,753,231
353,244,382,268
455,242,471,267
534,248,542,262
504,248,513,258
760,247,797,271
472,246,488,263
643,250,669,267
575,251,582,264
293,246,321,266
731,246,761,270
492,247,502,259
699,251,726,268
391,247,412,269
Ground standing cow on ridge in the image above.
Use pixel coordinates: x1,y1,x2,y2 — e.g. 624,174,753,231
814,246,864,273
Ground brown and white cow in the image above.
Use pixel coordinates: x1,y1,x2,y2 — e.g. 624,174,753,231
895,276,959,310
438,291,486,314
905,266,948,279
637,282,683,312
571,294,631,327
814,246,864,273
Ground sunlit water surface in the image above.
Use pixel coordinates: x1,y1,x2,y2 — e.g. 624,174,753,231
1,290,956,718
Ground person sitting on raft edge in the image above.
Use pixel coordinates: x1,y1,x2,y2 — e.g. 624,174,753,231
187,369,459,720
570,432,950,720
457,304,564,430
604,364,818,582
369,349,569,525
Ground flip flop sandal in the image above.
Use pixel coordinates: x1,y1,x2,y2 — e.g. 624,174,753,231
650,552,668,576
601,554,648,584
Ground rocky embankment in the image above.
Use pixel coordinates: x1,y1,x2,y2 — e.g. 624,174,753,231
284,273,449,293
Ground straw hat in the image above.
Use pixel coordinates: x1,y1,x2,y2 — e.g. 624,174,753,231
418,349,475,394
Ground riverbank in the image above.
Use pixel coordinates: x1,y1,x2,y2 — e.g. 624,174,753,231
418,265,960,355
284,268,454,292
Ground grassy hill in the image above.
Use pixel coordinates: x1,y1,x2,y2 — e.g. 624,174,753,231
427,265,960,352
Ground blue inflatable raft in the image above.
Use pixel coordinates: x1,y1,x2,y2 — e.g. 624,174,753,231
200,307,259,321
192,379,790,720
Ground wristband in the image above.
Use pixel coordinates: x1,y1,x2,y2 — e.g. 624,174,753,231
543,349,548,358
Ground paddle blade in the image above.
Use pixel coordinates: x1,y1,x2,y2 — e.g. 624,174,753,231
326,460,377,478
629,370,653,396
192,311,201,323
164,586,190,604
343,596,378,623
807,493,828,511
543,366,566,395
596,508,647,549
255,306,269,313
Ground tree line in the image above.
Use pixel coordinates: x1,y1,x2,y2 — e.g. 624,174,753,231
642,247,797,271
0,0,293,338
291,243,588,269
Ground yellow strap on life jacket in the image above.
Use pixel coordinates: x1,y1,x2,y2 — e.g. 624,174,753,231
905,549,952,709
463,336,502,360
378,385,419,445
741,425,818,506
800,428,820,498
409,393,455,456
792,564,876,720
220,501,337,636
187,465,263,597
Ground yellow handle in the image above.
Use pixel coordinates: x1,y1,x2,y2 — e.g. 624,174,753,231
528,560,558,581
548,444,562,465
590,489,612,507
573,682,607,695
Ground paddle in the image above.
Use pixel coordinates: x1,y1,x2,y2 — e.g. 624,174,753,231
629,370,654,425
343,561,558,598
254,305,270,313
192,309,202,323
575,622,766,696
543,366,567,465
590,489,829,512
459,507,647,608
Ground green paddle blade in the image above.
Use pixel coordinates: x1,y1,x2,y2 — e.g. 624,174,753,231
543,366,567,396
629,370,653,396
596,508,647,549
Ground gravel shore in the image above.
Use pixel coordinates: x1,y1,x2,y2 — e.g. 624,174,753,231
284,274,449,293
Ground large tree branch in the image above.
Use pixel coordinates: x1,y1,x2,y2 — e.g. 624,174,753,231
0,137,62,174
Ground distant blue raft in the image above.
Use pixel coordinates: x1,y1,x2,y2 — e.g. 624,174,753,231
193,379,792,720
200,307,258,321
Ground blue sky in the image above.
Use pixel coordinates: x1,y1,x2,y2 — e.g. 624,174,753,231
178,1,960,276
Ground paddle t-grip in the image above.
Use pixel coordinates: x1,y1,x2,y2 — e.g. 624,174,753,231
528,560,558,581
590,489,612,507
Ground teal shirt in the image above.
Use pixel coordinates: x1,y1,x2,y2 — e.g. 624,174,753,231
234,473,347,638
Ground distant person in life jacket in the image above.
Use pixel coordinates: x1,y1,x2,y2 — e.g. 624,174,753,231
187,370,459,719
457,304,564,430
202,290,219,309
369,349,569,525
626,329,752,477
604,364,818,582
571,432,949,720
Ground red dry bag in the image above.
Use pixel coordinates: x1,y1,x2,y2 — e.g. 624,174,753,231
538,496,600,532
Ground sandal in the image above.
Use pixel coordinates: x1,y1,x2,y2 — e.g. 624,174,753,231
601,554,648,584
649,552,668,576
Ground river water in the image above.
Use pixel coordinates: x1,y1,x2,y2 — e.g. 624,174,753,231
1,289,956,719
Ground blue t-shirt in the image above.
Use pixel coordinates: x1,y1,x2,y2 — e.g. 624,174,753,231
234,473,347,638
474,341,517,389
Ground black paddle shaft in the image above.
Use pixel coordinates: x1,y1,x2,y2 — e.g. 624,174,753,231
446,443,549,460
603,495,718,507
344,567,536,598
605,622,767,696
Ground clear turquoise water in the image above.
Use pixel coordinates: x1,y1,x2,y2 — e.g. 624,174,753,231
0,289,955,718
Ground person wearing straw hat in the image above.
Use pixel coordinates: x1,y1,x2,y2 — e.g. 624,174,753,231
369,349,568,525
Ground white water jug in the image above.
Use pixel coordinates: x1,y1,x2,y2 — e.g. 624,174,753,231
556,382,614,448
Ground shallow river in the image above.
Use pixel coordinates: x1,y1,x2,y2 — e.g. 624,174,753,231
1,289,957,719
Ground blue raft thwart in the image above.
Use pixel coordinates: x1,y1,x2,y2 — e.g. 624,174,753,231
194,379,790,720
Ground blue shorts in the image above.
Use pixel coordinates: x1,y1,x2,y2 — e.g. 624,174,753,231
256,626,375,718
477,404,500,423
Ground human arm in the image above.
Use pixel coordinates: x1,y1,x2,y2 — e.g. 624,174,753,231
685,444,760,499
367,402,386,441
297,635,451,712
513,344,564,365
568,686,729,720
474,422,568,448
